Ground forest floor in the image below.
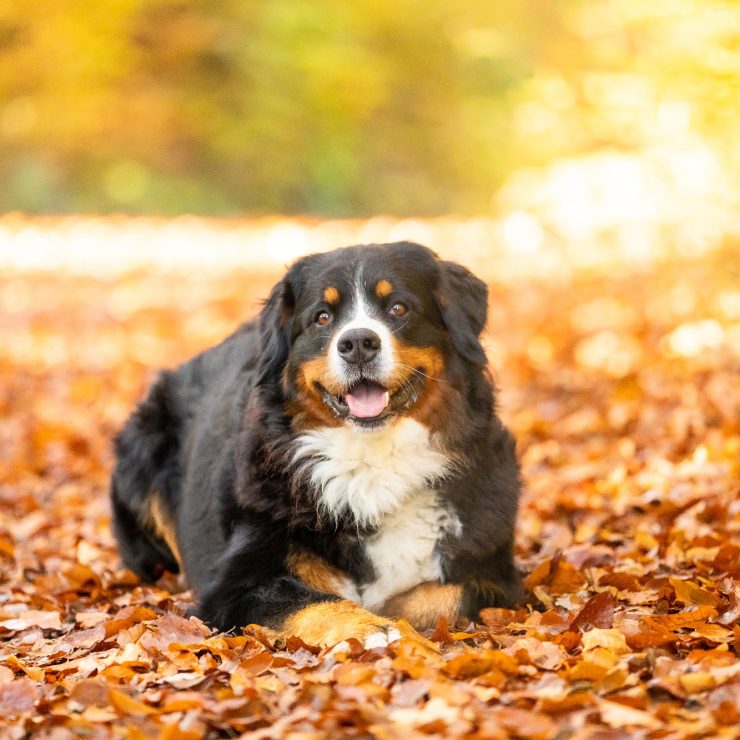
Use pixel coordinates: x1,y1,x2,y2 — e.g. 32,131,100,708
0,219,738,738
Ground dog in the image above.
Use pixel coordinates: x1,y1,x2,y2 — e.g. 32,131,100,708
110,242,522,647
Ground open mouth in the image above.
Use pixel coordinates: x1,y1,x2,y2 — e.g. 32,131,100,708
317,374,424,426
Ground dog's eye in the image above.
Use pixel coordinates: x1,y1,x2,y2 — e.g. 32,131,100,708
389,302,408,318
315,310,333,326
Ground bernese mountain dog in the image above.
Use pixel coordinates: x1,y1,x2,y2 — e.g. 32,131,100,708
111,242,522,647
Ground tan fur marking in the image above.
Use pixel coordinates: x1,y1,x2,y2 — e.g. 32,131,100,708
375,279,393,298
388,342,458,431
323,286,340,304
288,357,344,429
299,356,341,394
381,582,462,631
148,495,182,567
393,344,445,377
290,341,456,432
286,546,354,597
281,600,393,646
279,600,439,652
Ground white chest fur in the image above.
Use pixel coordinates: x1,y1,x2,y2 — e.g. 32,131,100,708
359,488,459,610
293,418,459,609
293,418,451,527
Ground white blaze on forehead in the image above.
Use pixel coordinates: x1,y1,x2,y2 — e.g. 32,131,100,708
328,275,394,382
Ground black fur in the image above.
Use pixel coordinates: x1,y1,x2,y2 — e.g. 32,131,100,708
111,242,522,632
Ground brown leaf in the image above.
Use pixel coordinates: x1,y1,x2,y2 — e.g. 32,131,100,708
599,699,661,729
0,609,62,632
70,678,110,707
333,663,375,685
598,572,643,592
0,679,38,716
525,553,586,595
569,591,615,631
580,628,630,655
3,655,45,682
391,679,429,707
236,651,274,676
625,631,675,650
670,577,722,607
428,616,452,642
103,606,158,637
108,687,157,716
389,696,461,729
495,707,557,739
442,652,496,679
138,614,210,654
479,608,523,627
643,605,718,632
509,638,566,670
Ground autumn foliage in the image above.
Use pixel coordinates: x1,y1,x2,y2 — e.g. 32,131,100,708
0,220,738,737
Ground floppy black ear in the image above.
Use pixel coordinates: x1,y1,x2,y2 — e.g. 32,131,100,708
257,276,296,387
436,260,488,365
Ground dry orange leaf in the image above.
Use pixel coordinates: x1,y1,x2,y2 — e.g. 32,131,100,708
670,578,722,608
643,605,718,633
107,688,157,716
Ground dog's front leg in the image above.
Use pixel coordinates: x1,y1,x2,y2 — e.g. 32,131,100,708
198,574,412,649
381,582,463,631
382,571,523,631
194,525,412,649
279,597,403,648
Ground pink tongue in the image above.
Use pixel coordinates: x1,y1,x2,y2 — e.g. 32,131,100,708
346,385,390,418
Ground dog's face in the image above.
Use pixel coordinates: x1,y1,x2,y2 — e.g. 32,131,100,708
260,242,488,431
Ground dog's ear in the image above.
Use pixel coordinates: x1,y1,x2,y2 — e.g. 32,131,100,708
435,260,488,365
258,274,296,386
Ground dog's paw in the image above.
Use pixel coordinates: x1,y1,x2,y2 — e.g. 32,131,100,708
280,600,403,648
363,625,402,649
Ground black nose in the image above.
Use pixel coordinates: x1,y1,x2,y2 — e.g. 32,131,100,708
337,328,381,364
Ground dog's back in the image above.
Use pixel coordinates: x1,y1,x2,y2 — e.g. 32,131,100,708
110,321,259,584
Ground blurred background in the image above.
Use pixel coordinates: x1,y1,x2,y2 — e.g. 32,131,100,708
0,1,737,218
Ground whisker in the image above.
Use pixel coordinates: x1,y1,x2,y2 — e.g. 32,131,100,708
388,319,410,336
393,362,452,386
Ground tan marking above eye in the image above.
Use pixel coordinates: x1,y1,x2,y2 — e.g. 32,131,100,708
323,286,340,304
375,279,393,298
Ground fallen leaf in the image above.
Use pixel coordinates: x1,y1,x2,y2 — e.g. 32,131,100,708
0,680,38,716
670,578,722,608
0,610,62,632
580,628,630,655
108,688,157,716
495,707,557,739
569,591,615,631
599,699,661,729
3,656,45,683
643,605,718,633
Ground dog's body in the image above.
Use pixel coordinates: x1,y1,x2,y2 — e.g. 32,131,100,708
111,242,522,646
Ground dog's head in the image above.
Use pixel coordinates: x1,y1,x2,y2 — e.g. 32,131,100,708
259,242,489,431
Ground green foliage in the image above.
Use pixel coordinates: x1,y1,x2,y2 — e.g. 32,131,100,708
0,0,737,215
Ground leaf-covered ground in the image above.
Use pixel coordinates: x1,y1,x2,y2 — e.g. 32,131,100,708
0,223,738,738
